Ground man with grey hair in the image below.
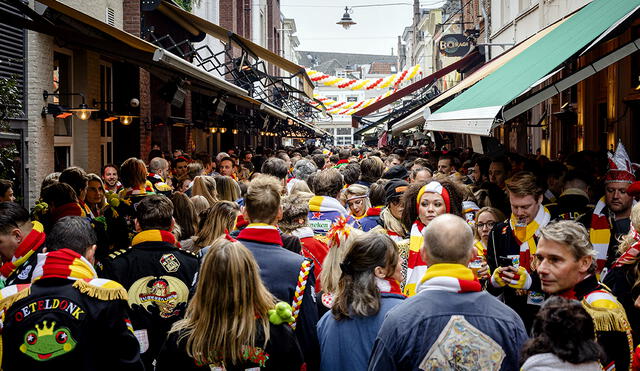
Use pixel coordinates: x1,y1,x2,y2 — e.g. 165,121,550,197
370,214,527,371
147,157,172,195
288,159,317,194
536,220,632,370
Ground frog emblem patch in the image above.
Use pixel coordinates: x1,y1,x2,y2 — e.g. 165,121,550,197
20,320,77,361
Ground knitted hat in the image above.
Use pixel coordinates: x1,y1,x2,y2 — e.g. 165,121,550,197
416,181,451,213
384,179,409,204
280,193,312,233
605,141,635,184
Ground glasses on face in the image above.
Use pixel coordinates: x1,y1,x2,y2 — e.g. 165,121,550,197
477,221,496,230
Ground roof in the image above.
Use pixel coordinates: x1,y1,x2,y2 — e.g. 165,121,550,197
368,62,395,75
313,59,344,75
299,50,396,69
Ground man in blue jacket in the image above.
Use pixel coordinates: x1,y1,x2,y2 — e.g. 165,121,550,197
369,214,528,371
237,175,320,370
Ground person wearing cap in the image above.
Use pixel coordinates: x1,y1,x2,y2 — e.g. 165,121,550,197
403,179,464,296
382,165,409,181
358,181,387,233
579,142,636,274
485,171,551,330
369,179,409,240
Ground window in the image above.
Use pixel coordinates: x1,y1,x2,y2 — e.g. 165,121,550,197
99,63,114,167
105,7,115,26
53,50,74,170
518,0,532,13
327,96,338,101
500,0,512,28
346,96,358,102
336,127,351,135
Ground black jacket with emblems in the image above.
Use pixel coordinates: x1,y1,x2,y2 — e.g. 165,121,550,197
0,277,143,371
99,230,200,371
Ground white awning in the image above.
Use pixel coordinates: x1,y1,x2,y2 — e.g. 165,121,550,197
391,106,428,135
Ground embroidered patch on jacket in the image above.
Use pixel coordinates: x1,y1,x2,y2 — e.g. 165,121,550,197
128,276,189,318
20,320,76,361
18,265,32,280
419,315,506,371
159,253,180,273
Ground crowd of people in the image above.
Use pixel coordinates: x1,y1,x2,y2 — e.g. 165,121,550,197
1,141,640,370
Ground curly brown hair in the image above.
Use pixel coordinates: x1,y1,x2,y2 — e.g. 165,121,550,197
400,178,465,231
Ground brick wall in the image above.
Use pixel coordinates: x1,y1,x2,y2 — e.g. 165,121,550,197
26,30,54,205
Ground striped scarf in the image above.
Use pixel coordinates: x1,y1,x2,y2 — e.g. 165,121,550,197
590,197,612,273
375,277,405,297
119,181,155,198
131,229,180,248
0,221,46,281
613,226,640,268
404,219,427,297
237,224,283,246
31,248,97,282
509,205,551,272
308,195,348,216
417,263,482,294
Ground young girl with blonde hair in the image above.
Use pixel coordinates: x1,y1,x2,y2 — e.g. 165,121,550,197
156,238,303,370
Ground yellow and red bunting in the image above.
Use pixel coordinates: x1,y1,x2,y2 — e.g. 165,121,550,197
290,259,312,330
311,90,394,115
307,64,422,90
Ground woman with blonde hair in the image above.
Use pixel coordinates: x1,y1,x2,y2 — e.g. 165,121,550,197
343,184,371,220
603,202,640,344
318,232,404,371
156,238,303,370
185,201,241,256
190,195,210,216
319,218,364,315
472,207,505,281
191,175,218,205
215,175,241,202
170,192,198,241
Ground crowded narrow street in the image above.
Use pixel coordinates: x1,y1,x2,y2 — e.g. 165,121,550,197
1,0,640,370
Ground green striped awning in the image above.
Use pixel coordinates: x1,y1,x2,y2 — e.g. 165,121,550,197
426,0,640,136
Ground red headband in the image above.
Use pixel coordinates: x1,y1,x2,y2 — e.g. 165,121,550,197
416,181,451,213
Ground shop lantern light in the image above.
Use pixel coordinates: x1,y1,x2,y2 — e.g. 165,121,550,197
43,90,97,120
220,127,227,134
119,115,139,125
210,127,218,134
232,129,239,135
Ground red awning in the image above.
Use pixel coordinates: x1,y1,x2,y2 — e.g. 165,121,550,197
351,49,483,128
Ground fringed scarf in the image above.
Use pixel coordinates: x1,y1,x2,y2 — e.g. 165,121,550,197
309,195,348,216
237,224,283,246
613,226,640,268
416,263,482,294
0,221,46,281
404,219,427,297
31,248,97,281
509,205,551,272
375,277,405,297
474,240,487,257
590,197,612,273
131,229,180,248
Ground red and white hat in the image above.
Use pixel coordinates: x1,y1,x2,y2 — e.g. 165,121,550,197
605,141,636,184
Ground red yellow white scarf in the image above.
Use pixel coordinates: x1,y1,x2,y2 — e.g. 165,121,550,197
237,224,283,246
590,197,612,273
31,248,97,281
508,205,551,273
417,263,482,294
404,219,427,297
366,206,383,217
375,277,405,297
50,202,85,223
0,221,46,281
613,226,640,268
119,180,155,198
131,229,180,248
